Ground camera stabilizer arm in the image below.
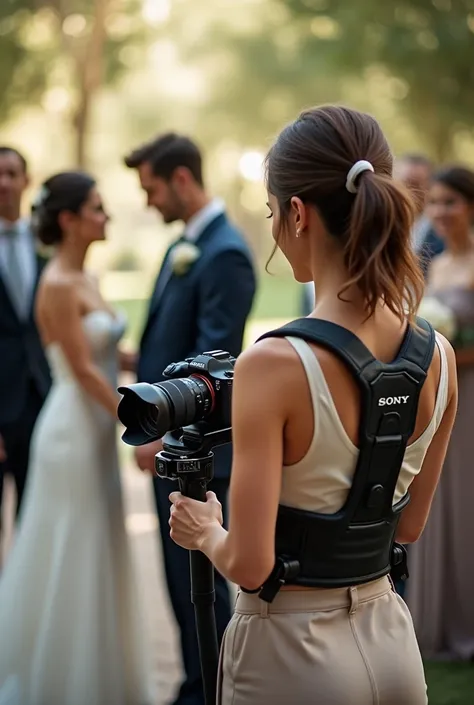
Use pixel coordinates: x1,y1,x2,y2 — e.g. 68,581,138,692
156,428,231,705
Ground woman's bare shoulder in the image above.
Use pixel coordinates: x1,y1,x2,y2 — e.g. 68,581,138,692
37,265,83,311
237,336,300,368
233,337,303,392
40,262,82,290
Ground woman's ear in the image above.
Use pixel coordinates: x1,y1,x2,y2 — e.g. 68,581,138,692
290,196,308,236
57,210,76,235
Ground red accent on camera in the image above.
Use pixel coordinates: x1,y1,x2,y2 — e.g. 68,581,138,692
190,374,216,412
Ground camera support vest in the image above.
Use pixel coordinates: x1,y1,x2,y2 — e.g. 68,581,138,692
249,316,435,603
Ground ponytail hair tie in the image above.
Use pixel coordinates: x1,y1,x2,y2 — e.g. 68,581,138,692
346,160,374,194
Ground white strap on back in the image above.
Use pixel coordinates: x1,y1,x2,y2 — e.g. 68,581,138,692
432,334,449,431
285,335,357,454
285,336,322,443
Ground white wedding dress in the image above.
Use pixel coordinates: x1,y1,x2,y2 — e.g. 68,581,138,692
0,310,149,705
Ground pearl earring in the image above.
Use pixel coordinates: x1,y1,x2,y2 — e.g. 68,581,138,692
296,228,301,238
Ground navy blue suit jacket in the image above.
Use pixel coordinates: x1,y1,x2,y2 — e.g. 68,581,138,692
138,212,257,480
0,250,51,428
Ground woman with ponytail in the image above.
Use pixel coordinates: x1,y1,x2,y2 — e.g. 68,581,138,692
168,106,458,704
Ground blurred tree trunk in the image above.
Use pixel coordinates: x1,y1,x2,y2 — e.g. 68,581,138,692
58,0,111,168
73,0,110,168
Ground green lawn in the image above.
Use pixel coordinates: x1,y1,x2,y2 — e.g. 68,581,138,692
424,662,474,705
116,275,474,704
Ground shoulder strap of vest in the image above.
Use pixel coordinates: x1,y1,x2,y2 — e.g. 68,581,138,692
257,316,434,379
257,316,436,526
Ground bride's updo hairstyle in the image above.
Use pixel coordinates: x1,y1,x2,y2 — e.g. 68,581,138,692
31,171,96,246
265,105,424,321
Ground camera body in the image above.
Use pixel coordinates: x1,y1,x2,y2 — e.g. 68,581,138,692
117,349,236,486
163,349,234,437
159,350,235,460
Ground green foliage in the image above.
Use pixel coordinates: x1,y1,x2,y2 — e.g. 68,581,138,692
162,0,474,159
0,0,147,126
281,0,474,159
166,1,346,146
0,8,49,122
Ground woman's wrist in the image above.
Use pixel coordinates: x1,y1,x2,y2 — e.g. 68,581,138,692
198,521,227,558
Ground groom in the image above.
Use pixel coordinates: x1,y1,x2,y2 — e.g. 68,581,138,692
124,133,257,705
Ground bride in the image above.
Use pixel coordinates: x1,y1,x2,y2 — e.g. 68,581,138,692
0,171,149,705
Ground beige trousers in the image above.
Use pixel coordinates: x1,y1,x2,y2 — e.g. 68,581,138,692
217,577,427,705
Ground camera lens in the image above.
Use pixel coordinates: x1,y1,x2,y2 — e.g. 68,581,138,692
156,376,214,435
117,375,214,445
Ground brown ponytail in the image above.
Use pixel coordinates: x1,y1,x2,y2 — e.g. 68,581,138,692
342,171,424,321
266,105,425,322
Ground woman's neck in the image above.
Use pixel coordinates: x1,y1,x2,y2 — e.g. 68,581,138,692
446,230,473,256
55,242,88,271
310,260,371,327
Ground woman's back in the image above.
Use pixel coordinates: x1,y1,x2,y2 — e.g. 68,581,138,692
269,308,450,513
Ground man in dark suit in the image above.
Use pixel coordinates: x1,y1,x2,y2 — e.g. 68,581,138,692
0,147,51,539
124,134,257,705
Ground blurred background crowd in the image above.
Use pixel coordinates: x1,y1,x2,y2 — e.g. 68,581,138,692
1,1,474,704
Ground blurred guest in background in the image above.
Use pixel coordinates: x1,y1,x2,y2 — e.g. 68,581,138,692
407,165,474,661
0,171,149,704
300,281,315,316
125,133,257,705
395,153,444,275
0,147,50,546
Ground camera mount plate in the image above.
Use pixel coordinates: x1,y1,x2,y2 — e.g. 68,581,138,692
155,450,214,485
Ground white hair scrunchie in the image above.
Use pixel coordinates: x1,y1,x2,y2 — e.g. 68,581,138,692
346,160,374,194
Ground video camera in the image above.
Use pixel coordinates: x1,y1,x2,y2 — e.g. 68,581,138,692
117,349,235,485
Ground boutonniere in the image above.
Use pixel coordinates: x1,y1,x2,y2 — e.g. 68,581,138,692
170,241,201,276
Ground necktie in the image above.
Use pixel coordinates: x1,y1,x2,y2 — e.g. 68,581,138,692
3,225,28,319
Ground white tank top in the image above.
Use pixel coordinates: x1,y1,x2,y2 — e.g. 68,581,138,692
280,334,449,513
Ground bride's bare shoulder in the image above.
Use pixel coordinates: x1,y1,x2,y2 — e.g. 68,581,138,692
37,267,84,318
40,262,83,291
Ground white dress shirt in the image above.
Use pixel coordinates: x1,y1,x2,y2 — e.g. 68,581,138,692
183,198,225,243
0,218,37,315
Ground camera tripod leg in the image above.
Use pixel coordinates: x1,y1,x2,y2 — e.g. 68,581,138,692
181,478,219,705
190,551,219,705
